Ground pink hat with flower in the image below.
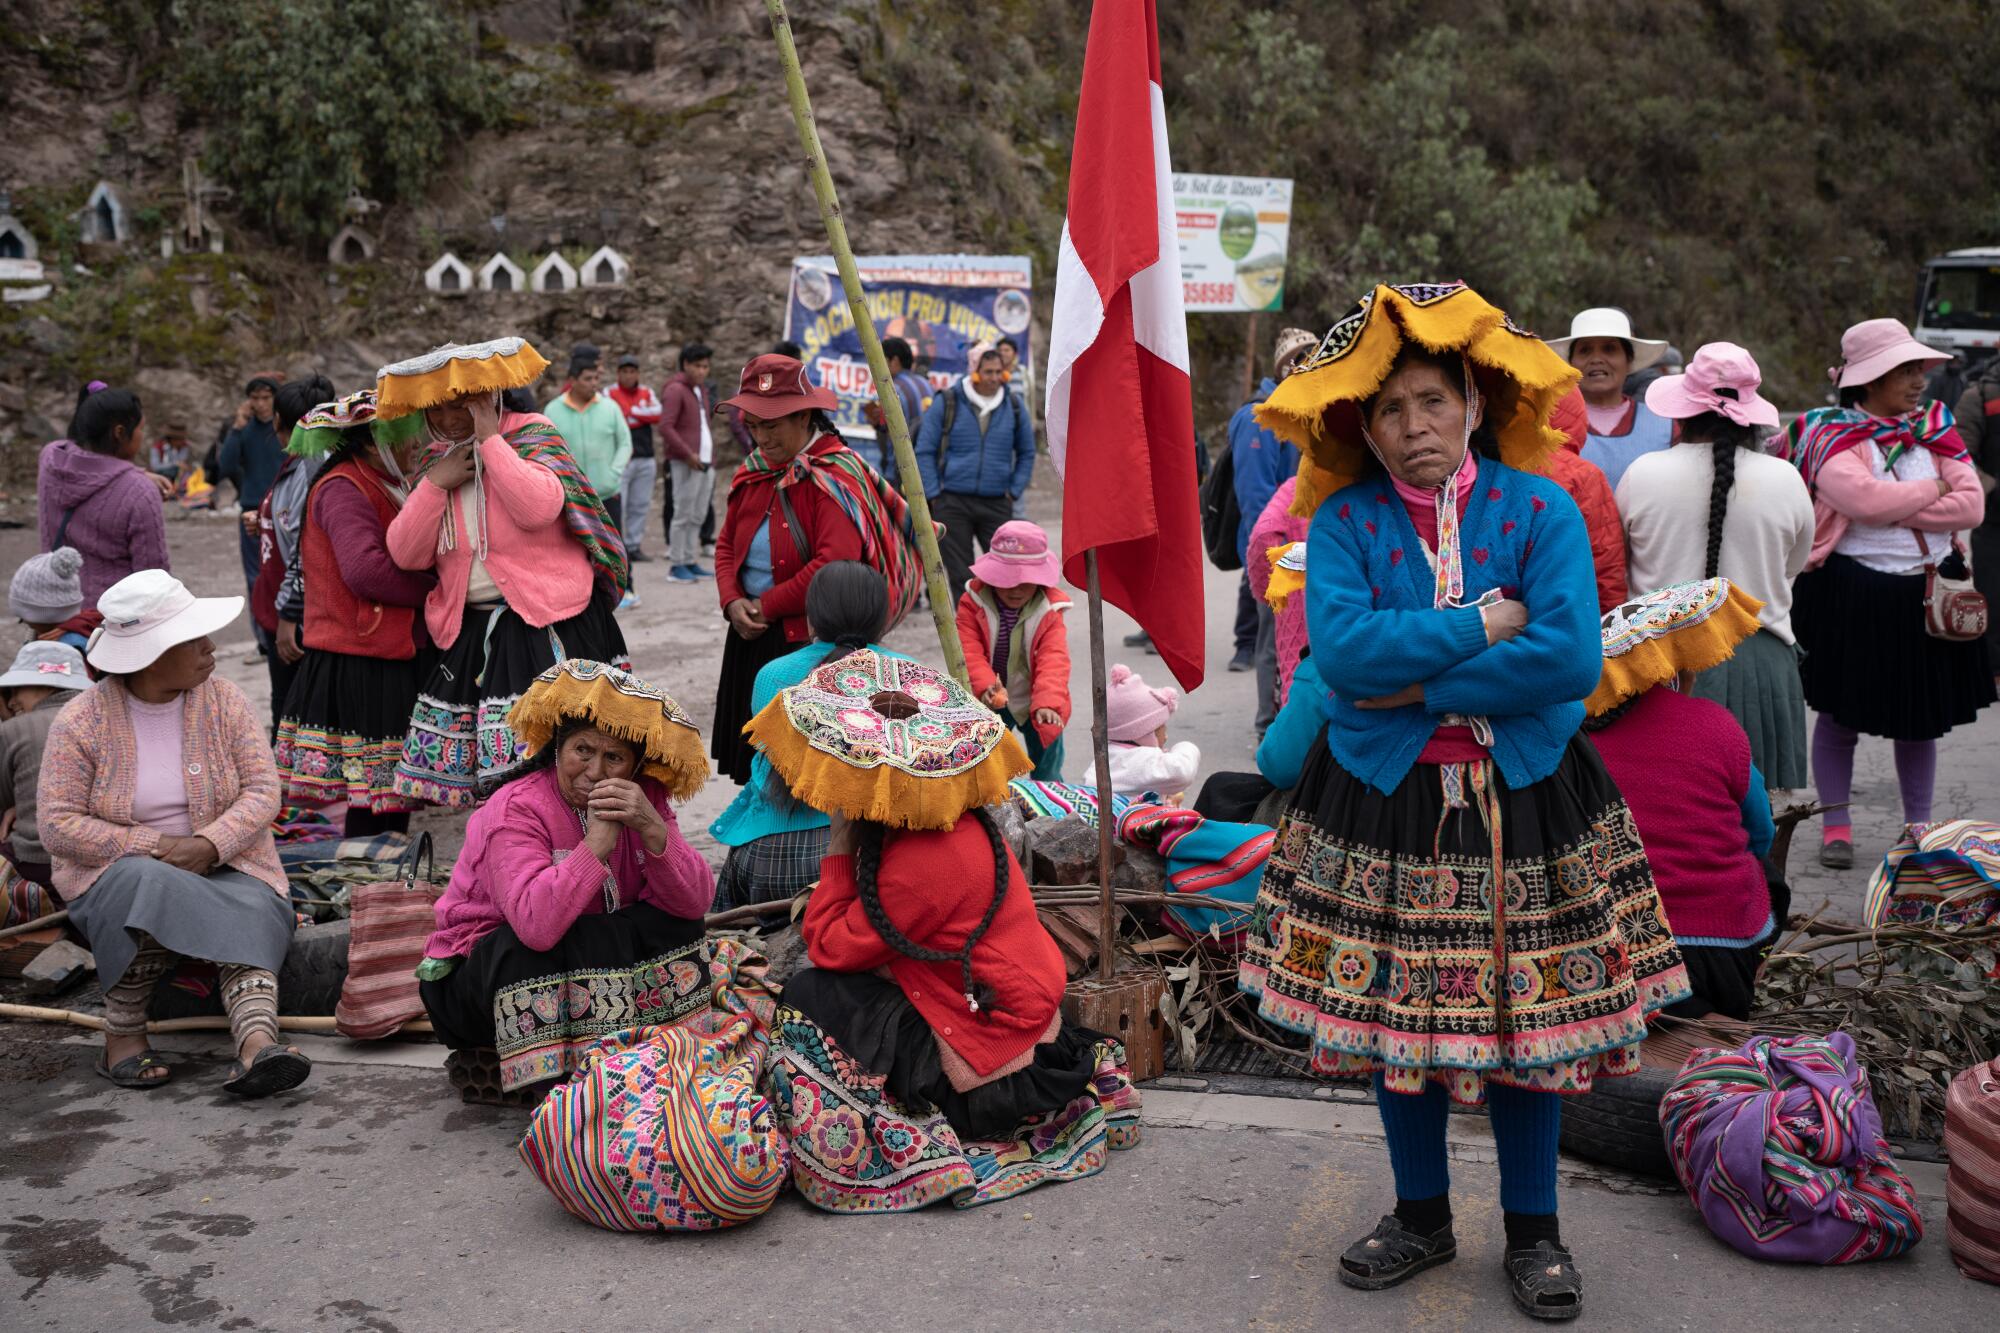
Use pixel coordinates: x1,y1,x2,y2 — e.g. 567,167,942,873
1105,663,1178,743
1828,318,1948,389
1644,342,1779,429
970,520,1063,589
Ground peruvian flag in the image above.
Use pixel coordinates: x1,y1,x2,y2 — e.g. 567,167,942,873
1045,0,1203,692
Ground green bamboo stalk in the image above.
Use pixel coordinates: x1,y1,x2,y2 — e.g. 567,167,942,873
763,0,969,685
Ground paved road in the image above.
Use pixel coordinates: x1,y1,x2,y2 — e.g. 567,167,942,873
1,1028,1987,1332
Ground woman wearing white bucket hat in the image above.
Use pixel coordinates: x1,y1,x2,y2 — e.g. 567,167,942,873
39,570,311,1096
1547,307,1673,490
1781,317,1994,869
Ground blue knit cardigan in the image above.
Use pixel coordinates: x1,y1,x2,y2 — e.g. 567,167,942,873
1305,457,1601,794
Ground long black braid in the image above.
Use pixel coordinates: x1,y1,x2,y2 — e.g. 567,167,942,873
854,806,1008,1015
1684,409,1755,580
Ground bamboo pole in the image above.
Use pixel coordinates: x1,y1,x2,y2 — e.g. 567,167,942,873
0,910,67,941
764,0,968,684
1086,552,1118,983
0,1002,432,1036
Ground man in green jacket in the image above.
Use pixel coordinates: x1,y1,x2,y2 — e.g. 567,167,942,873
543,343,633,534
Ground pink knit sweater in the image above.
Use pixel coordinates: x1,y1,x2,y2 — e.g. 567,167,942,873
1586,688,1767,941
424,767,712,959
1806,446,1983,569
1244,478,1311,705
38,677,286,902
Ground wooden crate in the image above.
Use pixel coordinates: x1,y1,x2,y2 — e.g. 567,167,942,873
1062,970,1167,1082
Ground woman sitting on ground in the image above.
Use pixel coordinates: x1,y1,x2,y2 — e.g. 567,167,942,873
0,640,90,888
419,659,713,1095
1584,580,1788,1021
708,561,905,913
749,649,1140,1213
40,571,308,1096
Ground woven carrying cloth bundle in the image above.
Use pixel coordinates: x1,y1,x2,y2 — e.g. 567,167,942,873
507,658,708,800
745,649,1030,830
1659,1031,1926,1264
1256,281,1580,517
1587,578,1766,717
1861,818,2000,935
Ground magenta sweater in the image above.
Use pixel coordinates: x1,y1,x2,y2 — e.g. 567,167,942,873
423,767,712,958
37,440,171,606
1587,688,1768,941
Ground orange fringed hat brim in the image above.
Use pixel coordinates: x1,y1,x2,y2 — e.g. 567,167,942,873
744,696,1031,831
1264,541,1307,613
1256,284,1581,518
508,659,708,800
374,338,551,420
1586,582,1766,717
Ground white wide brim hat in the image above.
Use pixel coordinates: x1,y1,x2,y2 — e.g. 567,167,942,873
1546,306,1670,372
88,570,243,674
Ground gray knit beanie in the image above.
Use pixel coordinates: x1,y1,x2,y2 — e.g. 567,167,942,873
9,547,86,623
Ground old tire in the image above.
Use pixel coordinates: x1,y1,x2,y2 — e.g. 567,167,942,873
1557,1061,1678,1179
147,920,351,1021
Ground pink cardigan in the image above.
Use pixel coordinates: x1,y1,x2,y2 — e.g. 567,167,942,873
424,767,712,958
1806,447,1983,569
1245,478,1311,705
38,677,286,902
385,412,596,648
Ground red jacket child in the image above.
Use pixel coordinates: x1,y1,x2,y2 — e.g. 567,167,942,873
952,521,1071,752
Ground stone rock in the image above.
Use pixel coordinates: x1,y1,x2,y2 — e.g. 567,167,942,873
1024,815,1121,887
985,801,1028,866
23,940,93,996
1113,844,1166,897
759,924,810,987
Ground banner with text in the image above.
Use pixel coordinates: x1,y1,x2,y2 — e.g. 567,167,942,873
785,254,1034,436
1172,174,1294,313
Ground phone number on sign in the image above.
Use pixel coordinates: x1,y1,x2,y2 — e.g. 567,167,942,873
1183,281,1237,304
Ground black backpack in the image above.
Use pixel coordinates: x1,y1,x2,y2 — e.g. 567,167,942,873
1201,444,1242,571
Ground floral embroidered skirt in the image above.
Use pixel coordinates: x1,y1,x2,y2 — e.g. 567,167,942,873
275,646,428,814
393,583,630,810
1239,735,1690,1105
771,968,1141,1213
418,904,707,1091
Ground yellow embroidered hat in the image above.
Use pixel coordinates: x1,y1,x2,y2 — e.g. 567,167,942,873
1264,541,1307,613
373,337,551,420
745,649,1031,830
508,659,708,799
1586,579,1765,717
1256,283,1581,516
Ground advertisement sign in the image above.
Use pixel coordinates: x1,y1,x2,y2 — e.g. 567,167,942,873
1172,173,1294,313
785,254,1034,437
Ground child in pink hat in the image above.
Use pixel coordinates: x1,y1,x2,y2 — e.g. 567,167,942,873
956,519,1072,779
1081,663,1202,802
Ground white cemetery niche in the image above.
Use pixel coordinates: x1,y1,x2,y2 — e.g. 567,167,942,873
478,253,526,292
580,245,630,288
81,181,128,244
0,215,37,262
530,251,577,293
424,253,472,294
327,225,376,265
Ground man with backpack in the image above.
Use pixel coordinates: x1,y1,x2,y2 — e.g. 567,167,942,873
1229,327,1316,728
916,342,1036,603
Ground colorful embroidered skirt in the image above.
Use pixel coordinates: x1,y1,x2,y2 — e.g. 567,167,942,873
276,646,427,813
771,968,1141,1212
1239,735,1690,1104
394,583,630,809
418,903,707,1091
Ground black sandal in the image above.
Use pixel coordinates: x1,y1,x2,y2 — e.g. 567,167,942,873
97,1050,173,1089
222,1044,312,1098
1503,1240,1583,1321
1337,1214,1458,1290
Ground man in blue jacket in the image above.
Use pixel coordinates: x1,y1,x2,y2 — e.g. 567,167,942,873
1229,327,1315,729
916,344,1035,601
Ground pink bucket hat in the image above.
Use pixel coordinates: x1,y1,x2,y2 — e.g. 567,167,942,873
88,570,242,674
970,520,1063,589
1830,318,1948,389
1105,663,1178,743
1645,342,1779,428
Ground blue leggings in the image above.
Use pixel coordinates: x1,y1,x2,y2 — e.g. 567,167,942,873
1373,1074,1561,1215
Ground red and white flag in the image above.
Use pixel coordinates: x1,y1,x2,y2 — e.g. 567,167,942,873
1045,0,1203,692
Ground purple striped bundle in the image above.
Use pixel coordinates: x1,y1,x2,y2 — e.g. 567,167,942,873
1660,1031,1925,1264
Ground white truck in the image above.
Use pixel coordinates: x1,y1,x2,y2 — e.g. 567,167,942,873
1915,247,2000,368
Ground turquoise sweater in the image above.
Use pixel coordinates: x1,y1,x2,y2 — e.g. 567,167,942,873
1307,459,1601,794
1256,654,1332,789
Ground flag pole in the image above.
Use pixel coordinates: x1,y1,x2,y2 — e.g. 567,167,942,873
1085,551,1118,983
764,0,968,685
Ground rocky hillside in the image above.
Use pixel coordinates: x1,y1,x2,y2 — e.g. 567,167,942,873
2,0,1996,479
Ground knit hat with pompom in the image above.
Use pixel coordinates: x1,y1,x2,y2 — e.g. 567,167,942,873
1104,663,1179,743
9,546,85,623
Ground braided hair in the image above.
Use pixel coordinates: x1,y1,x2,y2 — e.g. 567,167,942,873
854,806,1008,1015
1680,409,1756,580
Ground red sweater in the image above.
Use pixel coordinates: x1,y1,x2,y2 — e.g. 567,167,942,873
714,437,868,643
1586,688,1768,941
804,817,1065,1078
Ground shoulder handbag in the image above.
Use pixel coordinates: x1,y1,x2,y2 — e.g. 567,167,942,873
334,833,447,1040
1911,529,1987,642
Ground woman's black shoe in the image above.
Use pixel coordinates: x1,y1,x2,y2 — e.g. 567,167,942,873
1503,1240,1583,1321
1336,1214,1457,1290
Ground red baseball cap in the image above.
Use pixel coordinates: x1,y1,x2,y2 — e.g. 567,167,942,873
722,353,837,420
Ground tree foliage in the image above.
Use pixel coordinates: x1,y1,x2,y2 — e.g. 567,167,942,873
168,0,500,245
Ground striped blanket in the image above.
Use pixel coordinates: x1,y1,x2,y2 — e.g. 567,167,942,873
1660,1031,1925,1264
1008,778,1131,826
1863,819,2000,934
1116,800,1275,949
1776,401,1964,492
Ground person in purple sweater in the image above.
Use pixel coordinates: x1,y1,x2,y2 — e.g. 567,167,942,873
1584,578,1785,1022
37,388,170,605
417,659,713,1097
